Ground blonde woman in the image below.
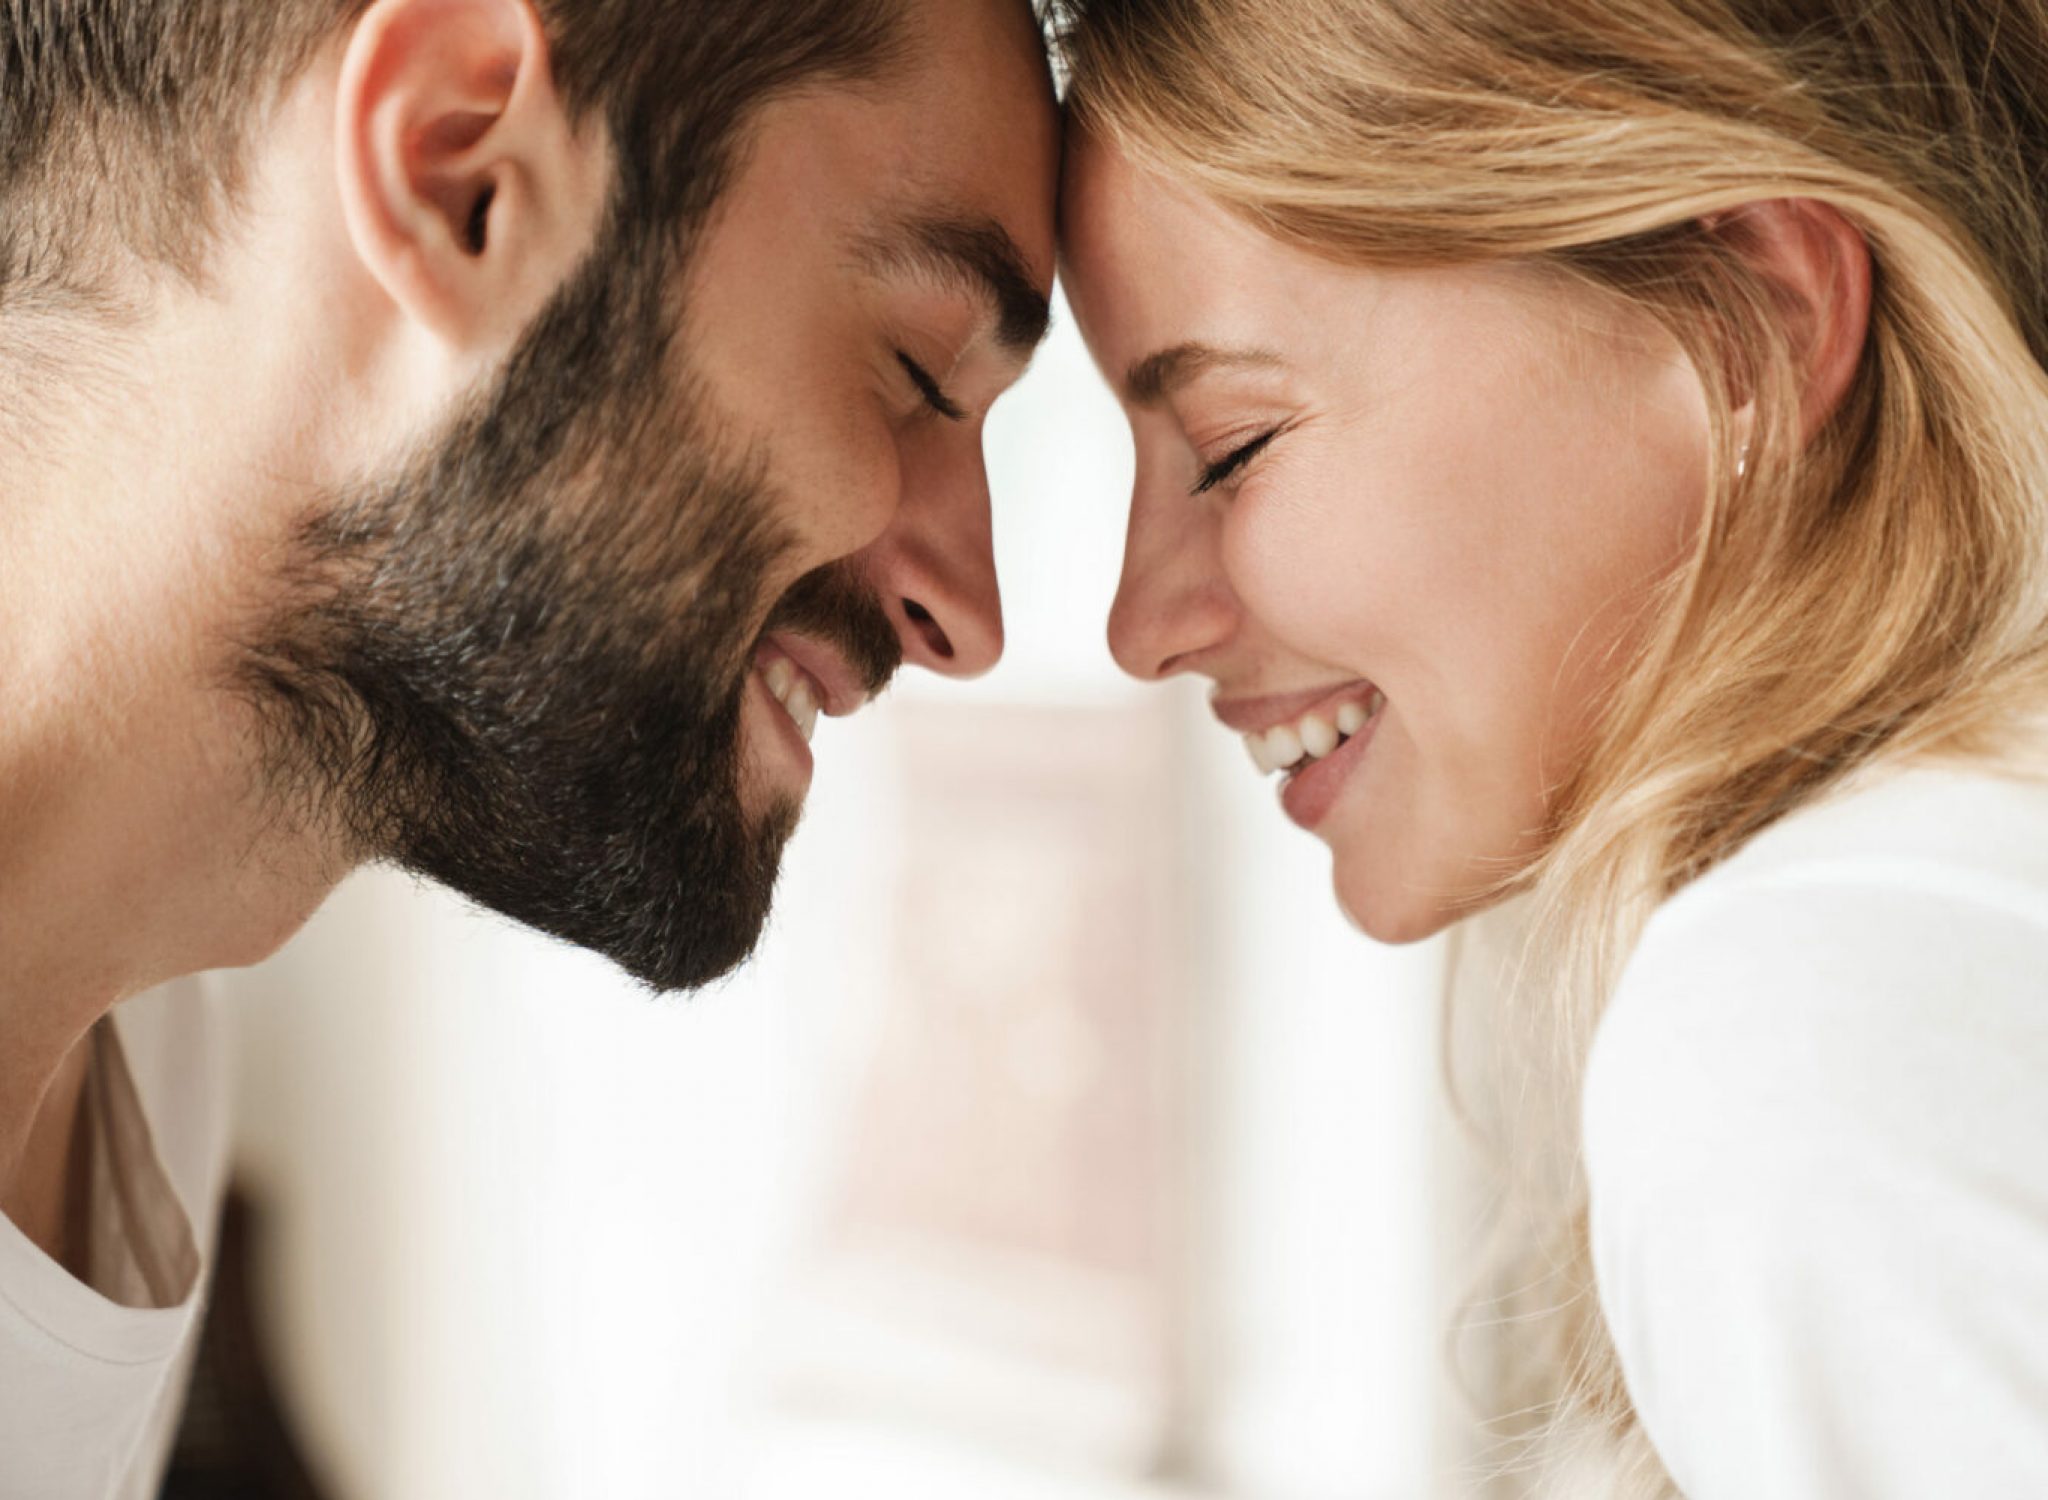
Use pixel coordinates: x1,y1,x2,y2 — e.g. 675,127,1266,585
1052,1,2048,1495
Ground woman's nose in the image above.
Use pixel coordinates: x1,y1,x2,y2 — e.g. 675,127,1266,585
1106,476,1238,681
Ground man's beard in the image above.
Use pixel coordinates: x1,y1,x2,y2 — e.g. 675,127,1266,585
236,214,900,992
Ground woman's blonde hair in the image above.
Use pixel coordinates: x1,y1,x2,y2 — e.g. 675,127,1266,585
1053,1,2048,1491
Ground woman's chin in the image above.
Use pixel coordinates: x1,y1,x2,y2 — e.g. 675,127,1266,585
1332,862,1464,946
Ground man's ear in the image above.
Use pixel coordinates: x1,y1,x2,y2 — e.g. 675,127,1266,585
335,0,608,353
1704,198,1873,443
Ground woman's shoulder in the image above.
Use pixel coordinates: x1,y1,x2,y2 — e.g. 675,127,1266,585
1587,761,2048,1160
1584,759,2048,1256
1582,761,2048,1499
1652,759,2048,938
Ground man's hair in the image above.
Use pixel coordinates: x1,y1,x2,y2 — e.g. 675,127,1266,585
0,0,906,310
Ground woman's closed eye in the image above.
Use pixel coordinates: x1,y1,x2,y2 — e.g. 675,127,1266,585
1192,426,1283,495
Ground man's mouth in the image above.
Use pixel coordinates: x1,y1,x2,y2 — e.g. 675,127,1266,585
759,653,821,742
749,632,874,753
1240,685,1385,778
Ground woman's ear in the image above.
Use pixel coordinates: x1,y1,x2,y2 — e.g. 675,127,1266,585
335,0,609,353
1704,198,1873,443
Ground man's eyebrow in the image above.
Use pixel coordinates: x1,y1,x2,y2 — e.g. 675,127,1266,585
1125,343,1285,406
856,212,1052,355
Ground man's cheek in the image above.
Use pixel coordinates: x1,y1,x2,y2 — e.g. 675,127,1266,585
770,407,906,566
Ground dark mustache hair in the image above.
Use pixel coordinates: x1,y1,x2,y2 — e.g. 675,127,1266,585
759,560,904,700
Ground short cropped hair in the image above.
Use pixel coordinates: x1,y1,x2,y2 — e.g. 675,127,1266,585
0,0,905,307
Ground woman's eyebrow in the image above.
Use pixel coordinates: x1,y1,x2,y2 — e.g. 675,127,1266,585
853,210,1053,356
1124,342,1284,405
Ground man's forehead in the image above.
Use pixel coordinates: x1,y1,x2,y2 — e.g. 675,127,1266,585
896,0,1054,95
880,0,1059,250
708,0,1056,352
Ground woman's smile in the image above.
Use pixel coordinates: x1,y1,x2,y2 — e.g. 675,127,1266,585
1211,680,1387,827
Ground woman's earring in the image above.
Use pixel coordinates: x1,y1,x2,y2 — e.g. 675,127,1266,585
1735,441,1750,479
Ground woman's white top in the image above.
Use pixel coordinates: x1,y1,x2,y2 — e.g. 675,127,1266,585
1585,764,2048,1498
0,978,230,1499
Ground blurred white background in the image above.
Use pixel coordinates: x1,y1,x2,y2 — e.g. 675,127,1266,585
214,291,1486,1500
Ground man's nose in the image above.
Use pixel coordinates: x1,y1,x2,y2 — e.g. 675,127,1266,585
1107,472,1239,681
855,441,1005,678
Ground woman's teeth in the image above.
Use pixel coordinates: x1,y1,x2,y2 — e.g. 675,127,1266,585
763,657,820,743
1244,691,1383,776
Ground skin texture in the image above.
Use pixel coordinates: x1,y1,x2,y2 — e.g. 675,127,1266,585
1061,135,1712,942
0,0,1053,1266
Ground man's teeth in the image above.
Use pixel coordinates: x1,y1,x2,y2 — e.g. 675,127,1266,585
762,657,819,743
1244,691,1384,776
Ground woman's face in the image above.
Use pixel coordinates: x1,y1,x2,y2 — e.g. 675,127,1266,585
1062,135,1712,941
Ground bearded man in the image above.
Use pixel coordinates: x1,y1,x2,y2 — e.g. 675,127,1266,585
0,0,1055,1490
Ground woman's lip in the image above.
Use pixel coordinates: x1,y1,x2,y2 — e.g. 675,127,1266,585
1278,704,1382,830
1211,679,1376,735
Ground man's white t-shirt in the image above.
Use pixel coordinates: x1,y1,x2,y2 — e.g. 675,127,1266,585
1584,764,2048,1497
0,978,231,1499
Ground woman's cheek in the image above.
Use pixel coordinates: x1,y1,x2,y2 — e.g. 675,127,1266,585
1219,471,1378,665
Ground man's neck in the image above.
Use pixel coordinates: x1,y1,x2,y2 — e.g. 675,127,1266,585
0,37,475,1226
0,1036,93,1272
0,324,346,1243
0,56,461,1248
